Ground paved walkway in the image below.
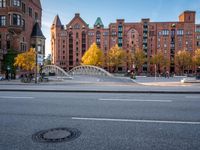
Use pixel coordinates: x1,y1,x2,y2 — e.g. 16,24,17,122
0,76,200,93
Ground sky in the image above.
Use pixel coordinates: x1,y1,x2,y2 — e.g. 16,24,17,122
40,0,200,56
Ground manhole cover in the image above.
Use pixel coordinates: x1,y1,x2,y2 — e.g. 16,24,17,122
32,128,81,143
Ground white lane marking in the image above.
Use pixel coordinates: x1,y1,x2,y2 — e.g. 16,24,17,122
185,96,200,99
72,117,200,125
0,96,34,99
99,98,172,103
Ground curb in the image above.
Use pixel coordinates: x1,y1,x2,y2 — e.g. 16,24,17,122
1,89,200,94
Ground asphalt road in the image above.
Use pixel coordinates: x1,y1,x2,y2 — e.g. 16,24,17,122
0,92,200,150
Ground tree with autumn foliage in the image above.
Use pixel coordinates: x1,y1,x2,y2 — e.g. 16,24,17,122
107,45,126,72
192,49,200,76
14,48,36,71
81,43,104,66
132,49,146,75
175,50,192,75
151,52,169,75
193,49,200,68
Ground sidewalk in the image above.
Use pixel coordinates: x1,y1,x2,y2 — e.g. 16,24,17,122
0,77,200,94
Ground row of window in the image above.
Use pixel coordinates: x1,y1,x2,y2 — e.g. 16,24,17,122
88,32,109,36
0,15,25,29
0,0,20,7
0,0,39,20
158,29,185,36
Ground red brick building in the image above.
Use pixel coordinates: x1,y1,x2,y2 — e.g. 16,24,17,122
0,0,45,73
51,11,199,74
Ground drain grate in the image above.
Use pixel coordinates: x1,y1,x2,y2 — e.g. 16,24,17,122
32,128,81,143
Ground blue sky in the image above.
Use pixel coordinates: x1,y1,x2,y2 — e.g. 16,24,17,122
41,0,200,56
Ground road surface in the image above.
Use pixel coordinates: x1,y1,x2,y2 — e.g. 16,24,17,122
0,92,200,150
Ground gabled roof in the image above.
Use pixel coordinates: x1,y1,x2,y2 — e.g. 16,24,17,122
67,13,88,28
52,15,62,27
94,17,104,27
31,22,45,38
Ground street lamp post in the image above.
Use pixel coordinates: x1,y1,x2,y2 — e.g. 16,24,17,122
35,47,37,84
155,64,157,80
7,66,10,80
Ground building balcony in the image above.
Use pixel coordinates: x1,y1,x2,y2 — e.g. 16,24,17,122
7,7,23,14
7,25,23,34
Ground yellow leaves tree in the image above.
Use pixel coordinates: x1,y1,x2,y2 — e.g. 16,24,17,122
14,48,36,71
193,49,200,74
193,49,200,67
81,43,104,66
107,44,126,72
175,50,192,75
151,52,169,74
132,49,146,75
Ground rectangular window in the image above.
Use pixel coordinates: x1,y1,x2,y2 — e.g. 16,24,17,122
118,39,123,44
0,16,6,26
96,38,100,42
22,19,25,30
13,14,21,26
118,32,122,37
177,29,184,36
111,31,116,36
158,31,162,36
162,30,169,36
0,0,6,7
7,41,10,49
118,26,123,32
103,32,109,36
35,12,38,21
22,2,26,13
29,7,32,17
13,0,21,7
197,35,200,40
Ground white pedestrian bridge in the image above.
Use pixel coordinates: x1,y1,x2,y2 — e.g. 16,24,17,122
42,65,113,78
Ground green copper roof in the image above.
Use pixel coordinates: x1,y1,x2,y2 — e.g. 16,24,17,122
94,17,104,27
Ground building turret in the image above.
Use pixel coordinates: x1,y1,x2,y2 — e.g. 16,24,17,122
31,22,46,65
52,15,62,27
94,17,104,28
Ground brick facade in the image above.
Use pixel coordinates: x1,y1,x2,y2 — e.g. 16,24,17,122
51,11,199,75
0,0,44,73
